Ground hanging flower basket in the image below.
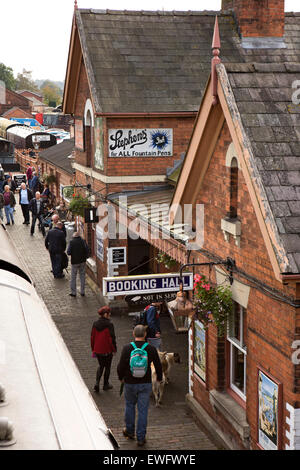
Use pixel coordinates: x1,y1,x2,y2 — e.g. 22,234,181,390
69,193,90,217
156,252,178,271
43,173,57,185
193,274,233,336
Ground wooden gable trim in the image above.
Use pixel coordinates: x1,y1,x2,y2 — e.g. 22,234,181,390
171,77,225,213
63,19,82,115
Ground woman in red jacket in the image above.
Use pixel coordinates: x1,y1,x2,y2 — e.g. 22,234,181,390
91,306,117,392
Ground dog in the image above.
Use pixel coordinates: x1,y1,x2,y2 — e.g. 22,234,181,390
151,351,181,406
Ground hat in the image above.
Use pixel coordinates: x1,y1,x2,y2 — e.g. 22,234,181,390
98,306,111,316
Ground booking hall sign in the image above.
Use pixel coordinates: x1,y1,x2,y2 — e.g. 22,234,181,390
109,128,173,157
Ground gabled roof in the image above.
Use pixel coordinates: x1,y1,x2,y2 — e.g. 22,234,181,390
172,59,300,279
2,107,33,119
64,9,300,115
39,139,74,174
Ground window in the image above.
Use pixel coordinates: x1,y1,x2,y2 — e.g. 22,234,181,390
229,157,238,219
227,302,247,401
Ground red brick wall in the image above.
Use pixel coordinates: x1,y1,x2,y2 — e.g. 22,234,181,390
3,108,33,119
190,121,298,450
234,0,285,37
0,89,32,115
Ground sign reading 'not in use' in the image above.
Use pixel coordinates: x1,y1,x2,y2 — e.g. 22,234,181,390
103,272,193,297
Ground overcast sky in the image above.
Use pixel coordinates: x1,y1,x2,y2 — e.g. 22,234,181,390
1,0,299,82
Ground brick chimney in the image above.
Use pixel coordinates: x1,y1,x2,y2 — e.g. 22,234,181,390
222,0,285,38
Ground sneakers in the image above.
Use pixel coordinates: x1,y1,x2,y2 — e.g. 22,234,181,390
93,384,99,393
103,383,113,391
69,293,76,297
123,428,135,440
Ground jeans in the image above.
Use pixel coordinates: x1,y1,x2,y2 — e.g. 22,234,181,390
70,262,86,295
124,382,152,441
95,353,113,386
31,213,45,236
50,252,63,278
4,205,14,224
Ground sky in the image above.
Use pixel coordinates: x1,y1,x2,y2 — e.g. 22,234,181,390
1,0,299,83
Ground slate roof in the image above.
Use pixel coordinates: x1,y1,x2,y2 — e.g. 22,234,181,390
76,9,300,114
39,139,74,175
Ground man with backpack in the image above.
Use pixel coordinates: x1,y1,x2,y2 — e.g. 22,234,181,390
117,324,163,447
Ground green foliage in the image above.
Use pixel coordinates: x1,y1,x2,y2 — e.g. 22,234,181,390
15,69,40,93
156,252,178,271
0,63,16,90
40,80,62,106
193,274,233,336
43,173,57,185
69,194,90,217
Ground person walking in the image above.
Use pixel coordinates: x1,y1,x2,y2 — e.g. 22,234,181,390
91,306,117,393
144,302,162,350
19,183,33,225
117,324,163,447
49,213,66,237
3,176,17,193
29,191,46,236
67,232,89,297
31,172,40,196
26,163,33,189
45,222,66,279
0,192,4,222
3,185,16,226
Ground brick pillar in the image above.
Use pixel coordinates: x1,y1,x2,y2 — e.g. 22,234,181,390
234,0,285,37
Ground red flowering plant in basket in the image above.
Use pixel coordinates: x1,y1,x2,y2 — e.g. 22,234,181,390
193,274,233,336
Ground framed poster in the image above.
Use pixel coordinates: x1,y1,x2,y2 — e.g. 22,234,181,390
193,320,206,383
257,368,282,450
94,117,104,170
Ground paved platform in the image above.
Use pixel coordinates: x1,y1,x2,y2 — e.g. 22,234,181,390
6,205,219,451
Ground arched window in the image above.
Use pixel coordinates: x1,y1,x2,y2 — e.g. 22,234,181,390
84,99,94,168
229,157,238,219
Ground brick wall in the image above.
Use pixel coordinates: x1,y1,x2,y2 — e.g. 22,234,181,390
234,0,285,37
190,121,298,450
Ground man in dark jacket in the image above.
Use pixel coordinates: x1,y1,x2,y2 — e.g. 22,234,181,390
144,302,162,350
29,191,46,236
67,232,89,297
117,324,163,447
19,182,33,225
45,222,66,278
91,306,117,392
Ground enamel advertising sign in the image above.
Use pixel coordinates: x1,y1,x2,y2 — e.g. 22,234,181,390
108,128,173,157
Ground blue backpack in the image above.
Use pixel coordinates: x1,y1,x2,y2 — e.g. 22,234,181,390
129,342,148,378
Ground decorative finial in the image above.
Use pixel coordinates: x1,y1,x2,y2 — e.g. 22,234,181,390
211,16,221,106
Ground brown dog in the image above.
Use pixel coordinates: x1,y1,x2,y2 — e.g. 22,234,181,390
151,351,181,406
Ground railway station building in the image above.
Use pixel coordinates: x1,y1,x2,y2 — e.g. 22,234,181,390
62,0,300,449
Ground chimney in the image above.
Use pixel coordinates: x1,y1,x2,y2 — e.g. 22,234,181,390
222,0,285,48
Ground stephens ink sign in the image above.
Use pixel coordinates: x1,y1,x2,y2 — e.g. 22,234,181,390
108,128,173,157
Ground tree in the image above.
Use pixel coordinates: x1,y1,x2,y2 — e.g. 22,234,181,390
0,63,16,90
40,80,62,107
15,69,40,93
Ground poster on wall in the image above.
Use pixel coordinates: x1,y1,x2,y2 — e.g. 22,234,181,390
193,321,206,382
94,117,104,170
108,128,173,157
96,225,104,261
258,369,282,450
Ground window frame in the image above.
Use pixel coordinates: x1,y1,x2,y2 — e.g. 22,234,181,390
227,302,247,402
